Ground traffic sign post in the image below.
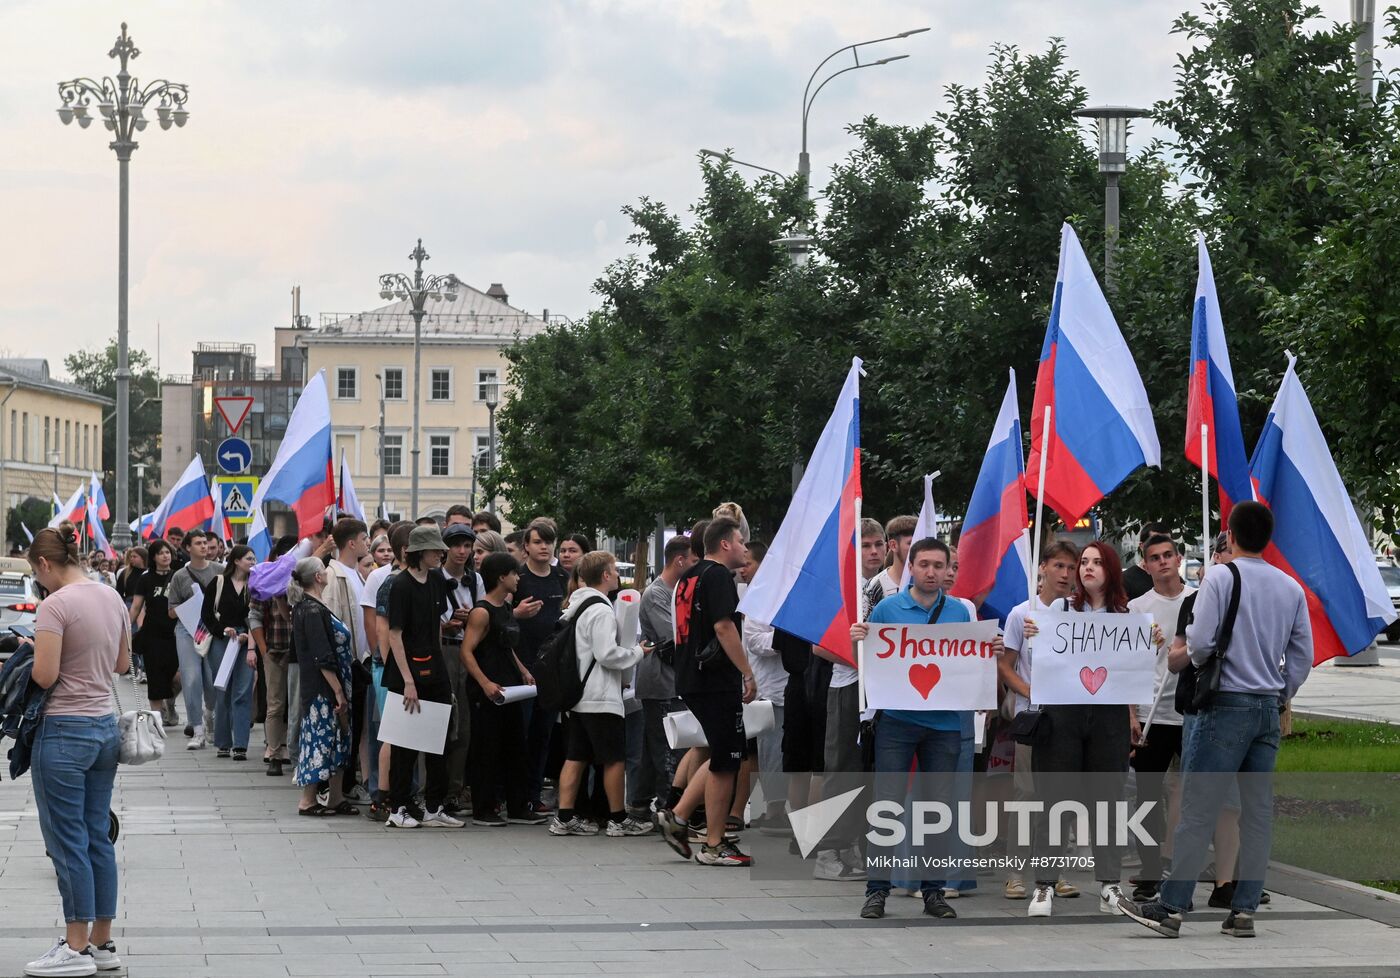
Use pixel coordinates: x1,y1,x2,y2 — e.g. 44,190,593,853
214,396,255,434
215,476,259,524
217,437,253,474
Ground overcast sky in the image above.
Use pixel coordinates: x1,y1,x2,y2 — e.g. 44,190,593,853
0,0,1371,379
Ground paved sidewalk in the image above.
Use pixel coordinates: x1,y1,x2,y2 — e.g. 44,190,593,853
1291,642,1400,724
1,694,1398,976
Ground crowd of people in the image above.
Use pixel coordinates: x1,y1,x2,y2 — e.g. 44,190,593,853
10,491,1314,974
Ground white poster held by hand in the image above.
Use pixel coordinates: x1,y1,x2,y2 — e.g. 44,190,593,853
614,588,641,644
491,685,539,706
1029,610,1157,705
862,620,1001,711
213,636,239,690
377,692,453,754
174,592,204,638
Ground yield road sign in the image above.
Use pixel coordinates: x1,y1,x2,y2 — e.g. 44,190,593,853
214,396,254,434
215,476,259,523
217,437,253,474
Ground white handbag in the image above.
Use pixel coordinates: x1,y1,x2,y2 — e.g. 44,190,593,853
113,622,165,765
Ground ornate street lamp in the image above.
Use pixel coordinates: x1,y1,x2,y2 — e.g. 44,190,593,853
57,23,189,550
378,240,459,517
1073,105,1149,292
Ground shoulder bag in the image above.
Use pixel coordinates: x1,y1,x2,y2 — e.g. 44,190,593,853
1186,562,1242,712
114,621,165,765
1009,598,1069,745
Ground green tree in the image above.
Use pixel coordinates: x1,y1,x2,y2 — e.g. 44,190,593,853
6,497,52,552
63,340,162,513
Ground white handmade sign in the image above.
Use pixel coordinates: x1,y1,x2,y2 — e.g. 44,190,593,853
863,620,1000,711
1030,610,1157,705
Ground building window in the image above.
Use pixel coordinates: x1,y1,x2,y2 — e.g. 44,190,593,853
476,368,499,403
381,434,402,476
382,367,404,400
21,413,27,462
8,411,14,461
43,417,50,461
429,434,452,476
82,424,89,469
429,368,452,402
336,367,359,400
64,420,71,466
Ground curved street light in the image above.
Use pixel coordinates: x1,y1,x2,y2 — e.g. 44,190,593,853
699,149,785,179
57,23,189,549
378,239,460,518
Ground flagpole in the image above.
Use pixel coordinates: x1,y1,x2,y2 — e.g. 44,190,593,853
1200,423,1211,581
855,495,866,714
1028,407,1052,605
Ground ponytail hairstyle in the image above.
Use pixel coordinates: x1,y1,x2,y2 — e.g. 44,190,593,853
27,525,81,570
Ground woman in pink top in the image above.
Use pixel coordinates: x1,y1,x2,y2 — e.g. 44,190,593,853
23,525,130,977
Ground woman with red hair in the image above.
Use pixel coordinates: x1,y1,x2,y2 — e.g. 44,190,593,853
1022,540,1135,919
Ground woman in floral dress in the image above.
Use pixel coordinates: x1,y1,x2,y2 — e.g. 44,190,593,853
288,557,357,817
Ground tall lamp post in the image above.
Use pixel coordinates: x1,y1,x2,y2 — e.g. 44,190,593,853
49,453,61,519
1073,105,1149,293
484,382,499,515
378,239,459,519
373,372,387,520
134,462,145,517
57,23,189,550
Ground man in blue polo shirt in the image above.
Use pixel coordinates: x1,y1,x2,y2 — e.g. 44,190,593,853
850,537,998,921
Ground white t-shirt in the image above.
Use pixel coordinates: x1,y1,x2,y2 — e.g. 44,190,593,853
833,569,902,689
1003,595,1067,715
1128,586,1193,726
361,563,395,612
741,617,787,705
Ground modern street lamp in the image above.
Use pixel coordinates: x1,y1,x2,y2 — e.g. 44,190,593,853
134,462,145,516
484,382,499,515
57,23,189,551
48,453,61,519
468,447,488,512
1073,105,1149,292
698,149,785,178
373,372,388,521
377,239,459,518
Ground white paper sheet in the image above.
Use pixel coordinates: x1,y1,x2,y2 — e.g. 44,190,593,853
490,684,539,706
614,588,641,644
212,636,239,690
174,592,204,638
377,692,452,754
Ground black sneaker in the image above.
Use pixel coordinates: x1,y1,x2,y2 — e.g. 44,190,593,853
232,748,248,762
923,892,957,919
507,809,549,825
1208,882,1236,909
472,811,507,827
658,810,692,860
184,724,194,738
1132,880,1160,902
1118,898,1182,938
216,748,231,758
860,891,887,919
1221,911,1255,938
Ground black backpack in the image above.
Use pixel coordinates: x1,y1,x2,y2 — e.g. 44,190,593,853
533,595,610,713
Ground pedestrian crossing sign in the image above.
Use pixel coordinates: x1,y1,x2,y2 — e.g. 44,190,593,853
215,476,259,524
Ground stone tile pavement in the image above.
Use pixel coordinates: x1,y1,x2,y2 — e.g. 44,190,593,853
1291,642,1400,724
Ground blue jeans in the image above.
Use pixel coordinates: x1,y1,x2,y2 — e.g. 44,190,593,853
1160,693,1280,915
209,634,255,750
176,624,215,732
31,715,120,922
866,715,963,897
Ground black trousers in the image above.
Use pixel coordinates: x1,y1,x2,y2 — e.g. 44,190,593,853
636,697,684,807
388,678,451,813
468,696,528,818
1131,722,1184,883
1032,704,1130,885
342,659,370,793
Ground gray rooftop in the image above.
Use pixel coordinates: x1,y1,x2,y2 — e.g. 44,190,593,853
0,358,113,406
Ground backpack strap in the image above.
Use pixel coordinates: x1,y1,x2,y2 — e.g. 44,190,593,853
1215,563,1243,657
574,594,612,687
925,593,948,625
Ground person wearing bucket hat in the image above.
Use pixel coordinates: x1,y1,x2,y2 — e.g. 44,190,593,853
382,524,462,829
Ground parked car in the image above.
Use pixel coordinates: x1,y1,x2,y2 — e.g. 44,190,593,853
0,570,38,632
1378,560,1400,643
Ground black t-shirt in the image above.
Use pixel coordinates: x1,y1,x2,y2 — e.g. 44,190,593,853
469,601,523,691
135,569,176,639
386,569,449,694
673,559,741,697
1124,564,1153,601
513,563,570,665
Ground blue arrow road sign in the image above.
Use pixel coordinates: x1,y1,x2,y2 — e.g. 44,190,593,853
217,437,253,474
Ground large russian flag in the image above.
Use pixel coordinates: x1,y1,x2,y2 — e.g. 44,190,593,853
1027,223,1161,525
953,368,1030,625
152,456,215,538
1185,233,1252,519
252,370,335,538
89,472,110,521
50,484,87,528
1249,357,1396,664
86,495,116,559
739,357,862,664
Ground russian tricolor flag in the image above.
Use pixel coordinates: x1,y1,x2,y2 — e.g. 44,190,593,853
151,456,216,539
89,472,110,522
1185,234,1252,519
210,479,233,543
338,448,367,522
86,494,116,559
1249,357,1396,664
739,357,862,664
252,370,335,538
953,369,1030,625
50,484,87,529
1027,224,1161,525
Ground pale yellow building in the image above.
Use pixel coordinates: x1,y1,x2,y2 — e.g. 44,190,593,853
285,282,556,521
0,359,110,549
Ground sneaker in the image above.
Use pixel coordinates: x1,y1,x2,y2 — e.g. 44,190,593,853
1118,897,1183,938
1054,878,1080,898
1221,910,1255,938
1099,882,1126,915
658,810,692,860
216,748,231,759
183,724,194,738
366,802,390,823
923,892,957,919
696,841,752,866
507,809,549,826
860,891,887,919
1004,879,1028,900
22,939,95,976
941,887,960,899
203,707,215,733
86,941,120,972
1028,885,1054,918
1208,881,1237,909
231,748,248,761
1132,880,1159,902
528,800,554,815
186,732,205,750
472,811,507,827
687,828,740,845
839,846,868,880
606,816,654,837
547,815,599,836
421,807,464,828
814,849,865,881
161,706,180,727
386,807,420,829
344,784,371,805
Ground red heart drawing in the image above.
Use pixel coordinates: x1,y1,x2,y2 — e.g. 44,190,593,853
1080,666,1108,695
909,663,942,699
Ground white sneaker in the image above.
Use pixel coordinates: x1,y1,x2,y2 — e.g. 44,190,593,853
343,784,371,805
1100,882,1126,915
606,816,654,837
1028,884,1054,918
420,807,464,828
85,942,120,972
186,731,206,750
839,846,868,880
23,939,95,976
387,807,420,829
813,849,864,881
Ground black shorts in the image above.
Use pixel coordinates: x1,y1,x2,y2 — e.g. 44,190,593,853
563,712,626,765
682,691,747,773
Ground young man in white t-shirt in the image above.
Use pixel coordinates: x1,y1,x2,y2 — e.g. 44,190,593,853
1125,533,1192,901
997,540,1078,904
